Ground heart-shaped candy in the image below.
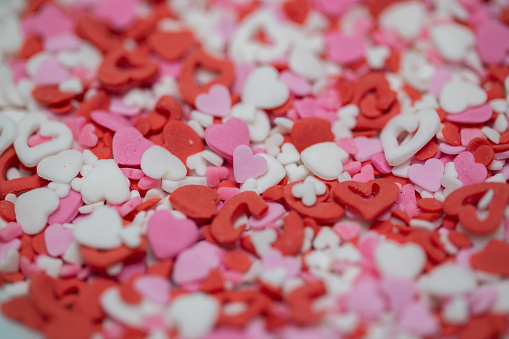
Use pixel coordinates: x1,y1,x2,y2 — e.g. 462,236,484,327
408,158,445,192
112,127,153,166
147,210,199,260
80,159,131,205
375,240,426,279
13,112,73,167
204,117,250,161
15,188,60,235
380,108,440,166
439,81,487,114
73,206,123,249
453,151,487,185
162,121,204,164
44,224,74,257
333,178,400,221
431,24,475,62
301,142,348,181
443,182,509,235
37,149,83,183
140,145,187,181
169,185,220,221
242,66,289,109
233,145,268,183
477,20,509,64
195,84,232,117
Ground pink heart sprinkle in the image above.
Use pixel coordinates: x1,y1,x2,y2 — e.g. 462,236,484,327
446,104,493,125
134,275,170,306
48,189,83,225
173,242,221,285
93,0,138,31
399,302,438,336
45,32,81,52
352,164,375,182
0,239,21,262
326,32,366,65
195,84,232,117
91,110,131,132
33,57,69,86
477,20,509,64
249,202,285,230
353,137,383,162
348,278,385,320
381,277,415,314
78,124,98,147
205,117,250,161
371,153,392,174
460,128,484,146
294,98,323,119
337,138,358,155
262,249,301,277
206,166,230,188
112,127,154,166
147,210,199,260
233,145,268,183
44,224,74,257
453,151,487,185
279,71,311,96
333,222,361,241
407,158,445,192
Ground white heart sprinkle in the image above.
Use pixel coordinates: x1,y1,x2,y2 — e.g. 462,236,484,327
37,149,83,183
141,145,187,181
375,240,426,279
15,188,60,235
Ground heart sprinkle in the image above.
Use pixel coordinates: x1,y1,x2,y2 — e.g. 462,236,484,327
2,1,509,339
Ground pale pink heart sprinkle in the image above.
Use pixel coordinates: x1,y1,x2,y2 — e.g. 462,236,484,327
90,110,131,132
407,158,445,192
333,222,361,241
381,278,416,314
348,278,385,320
44,224,74,257
45,32,81,51
249,202,286,230
147,210,199,260
429,68,452,98
206,166,230,188
326,32,366,65
353,136,383,162
477,20,509,64
294,98,322,119
112,126,154,166
453,151,487,185
119,197,143,217
173,241,222,285
204,117,250,161
0,239,21,262
262,249,301,277
399,302,438,336
93,0,138,30
352,164,375,182
337,138,358,155
343,159,362,175
460,128,485,146
217,186,240,202
78,124,99,147
134,275,171,306
371,153,392,174
33,57,70,86
0,223,23,242
446,103,493,124
233,144,268,183
195,84,232,117
23,3,73,39
279,71,312,96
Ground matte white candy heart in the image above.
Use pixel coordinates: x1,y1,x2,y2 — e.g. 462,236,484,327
141,145,187,181
431,24,475,62
380,109,440,166
13,112,73,167
289,47,325,81
80,159,131,205
74,206,123,249
0,114,17,156
419,264,477,296
15,188,59,235
229,10,290,63
277,143,300,165
375,241,426,279
292,176,327,206
242,66,289,109
301,142,348,180
379,1,425,41
166,293,219,339
439,81,487,114
37,149,83,183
